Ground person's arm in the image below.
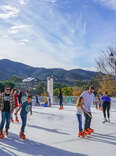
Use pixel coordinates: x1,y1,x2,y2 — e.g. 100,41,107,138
94,97,98,109
30,108,32,115
0,94,2,111
101,96,104,105
30,103,32,115
80,103,92,118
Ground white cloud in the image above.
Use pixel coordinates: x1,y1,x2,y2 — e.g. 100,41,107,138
0,37,78,69
19,0,26,5
0,0,96,70
0,5,19,19
95,0,116,10
83,67,97,72
49,0,57,3
8,25,31,34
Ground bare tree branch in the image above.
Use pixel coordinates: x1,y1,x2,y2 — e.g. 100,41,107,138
96,47,116,75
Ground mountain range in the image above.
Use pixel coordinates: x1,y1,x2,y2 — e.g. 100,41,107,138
0,59,98,84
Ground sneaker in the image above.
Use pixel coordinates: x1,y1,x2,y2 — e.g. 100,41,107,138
10,118,14,123
81,131,87,138
78,131,82,137
5,129,8,137
88,128,94,133
0,130,4,139
83,130,91,135
103,118,107,123
19,131,26,140
78,131,86,138
108,118,110,123
59,106,64,110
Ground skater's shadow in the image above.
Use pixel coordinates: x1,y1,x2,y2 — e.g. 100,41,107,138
29,124,70,136
32,111,64,120
109,122,116,125
0,132,88,156
87,132,116,145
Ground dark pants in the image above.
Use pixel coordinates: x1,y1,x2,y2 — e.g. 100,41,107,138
84,112,91,130
103,102,110,119
76,114,82,131
59,99,63,107
0,111,11,131
21,115,27,133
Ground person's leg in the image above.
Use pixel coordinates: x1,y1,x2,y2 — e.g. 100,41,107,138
107,103,111,120
21,115,27,133
59,99,63,109
15,107,19,122
0,112,6,131
60,99,62,106
15,107,18,117
103,103,107,120
77,114,82,132
84,113,88,130
88,112,92,129
10,111,14,122
5,112,11,131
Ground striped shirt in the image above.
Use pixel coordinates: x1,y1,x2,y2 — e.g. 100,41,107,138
81,91,95,112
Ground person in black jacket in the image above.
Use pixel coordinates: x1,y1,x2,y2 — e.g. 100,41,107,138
59,89,64,110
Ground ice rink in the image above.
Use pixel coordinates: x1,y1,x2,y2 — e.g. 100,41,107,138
0,103,116,156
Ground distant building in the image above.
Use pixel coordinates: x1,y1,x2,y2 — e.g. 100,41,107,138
20,77,40,89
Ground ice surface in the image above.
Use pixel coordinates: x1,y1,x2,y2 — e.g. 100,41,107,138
0,104,116,156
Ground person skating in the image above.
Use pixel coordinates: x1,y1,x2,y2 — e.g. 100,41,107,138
15,96,32,140
59,89,64,110
102,92,111,123
10,89,19,123
76,96,92,138
18,89,23,105
80,86,96,135
35,94,40,106
0,86,14,138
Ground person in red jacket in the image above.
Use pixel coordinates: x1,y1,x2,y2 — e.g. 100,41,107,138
10,89,19,123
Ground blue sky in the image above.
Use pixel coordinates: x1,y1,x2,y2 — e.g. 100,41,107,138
0,0,116,71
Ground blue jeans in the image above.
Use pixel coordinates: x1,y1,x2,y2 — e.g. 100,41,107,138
21,115,27,133
59,99,63,106
0,111,11,131
76,114,82,131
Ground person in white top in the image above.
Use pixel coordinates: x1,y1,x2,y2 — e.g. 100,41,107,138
80,86,95,134
76,96,92,138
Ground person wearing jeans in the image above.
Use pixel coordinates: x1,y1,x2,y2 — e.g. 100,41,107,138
0,86,14,138
21,115,27,133
15,96,32,140
76,96,92,137
0,112,11,131
80,86,95,134
77,114,82,132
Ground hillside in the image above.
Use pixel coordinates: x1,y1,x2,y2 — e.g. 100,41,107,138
0,59,98,83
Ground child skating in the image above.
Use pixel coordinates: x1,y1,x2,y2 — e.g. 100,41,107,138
76,96,92,138
15,96,32,140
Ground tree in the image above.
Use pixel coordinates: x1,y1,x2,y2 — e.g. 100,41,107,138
54,88,59,96
2,81,15,89
9,75,22,83
96,47,116,75
62,87,73,96
35,82,46,95
0,83,4,92
72,87,82,96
